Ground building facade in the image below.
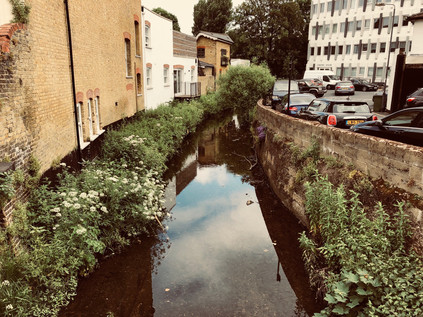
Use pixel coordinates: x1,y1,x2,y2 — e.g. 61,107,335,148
306,0,423,83
0,0,145,175
196,31,233,93
142,7,174,110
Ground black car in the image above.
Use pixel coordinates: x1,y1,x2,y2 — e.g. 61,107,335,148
351,107,423,147
350,78,378,92
281,93,316,116
266,79,300,109
299,98,377,128
297,79,327,97
405,88,423,108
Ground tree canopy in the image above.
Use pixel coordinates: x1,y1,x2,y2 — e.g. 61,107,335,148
192,0,233,35
152,7,181,32
231,0,311,79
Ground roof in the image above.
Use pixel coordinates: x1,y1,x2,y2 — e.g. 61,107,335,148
199,60,214,68
406,12,423,23
196,31,234,45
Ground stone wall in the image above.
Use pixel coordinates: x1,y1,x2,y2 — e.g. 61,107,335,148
256,102,423,226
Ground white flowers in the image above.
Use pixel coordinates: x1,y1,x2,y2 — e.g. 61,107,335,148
2,280,10,286
75,225,87,235
6,304,13,310
101,206,108,213
73,203,81,210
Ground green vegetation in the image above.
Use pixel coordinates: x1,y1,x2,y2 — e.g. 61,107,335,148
9,0,31,24
152,7,181,32
192,0,233,35
299,175,423,316
0,64,271,316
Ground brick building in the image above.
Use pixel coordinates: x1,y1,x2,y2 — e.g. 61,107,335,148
196,31,233,94
0,1,145,222
0,0,145,175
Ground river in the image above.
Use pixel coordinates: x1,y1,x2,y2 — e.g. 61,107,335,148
60,112,323,317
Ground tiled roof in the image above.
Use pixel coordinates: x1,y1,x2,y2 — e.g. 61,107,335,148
196,31,234,45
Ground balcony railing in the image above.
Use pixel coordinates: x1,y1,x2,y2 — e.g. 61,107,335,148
175,82,201,99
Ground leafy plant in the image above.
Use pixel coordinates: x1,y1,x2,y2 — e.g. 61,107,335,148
0,171,14,209
9,0,31,24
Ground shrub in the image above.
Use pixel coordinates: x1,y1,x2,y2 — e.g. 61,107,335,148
216,64,275,111
300,174,423,316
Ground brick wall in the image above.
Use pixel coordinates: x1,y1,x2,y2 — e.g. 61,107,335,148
256,102,423,225
197,36,231,80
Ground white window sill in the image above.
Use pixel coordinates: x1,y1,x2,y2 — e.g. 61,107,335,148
135,54,141,58
126,76,133,79
137,94,143,97
80,141,90,150
89,129,105,142
145,46,152,49
164,84,170,87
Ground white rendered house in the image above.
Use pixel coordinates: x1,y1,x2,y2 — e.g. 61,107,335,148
142,6,174,110
0,1,13,25
306,0,423,84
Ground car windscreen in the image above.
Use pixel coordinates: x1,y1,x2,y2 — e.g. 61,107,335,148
337,82,352,87
274,81,298,91
328,75,340,81
333,104,370,113
290,95,315,104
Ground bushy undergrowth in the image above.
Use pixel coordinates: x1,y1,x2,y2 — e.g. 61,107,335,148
0,102,207,316
300,174,423,316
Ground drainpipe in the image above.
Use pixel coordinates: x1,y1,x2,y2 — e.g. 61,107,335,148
64,0,82,161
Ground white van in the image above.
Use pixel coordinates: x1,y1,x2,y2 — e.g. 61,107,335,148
303,70,340,89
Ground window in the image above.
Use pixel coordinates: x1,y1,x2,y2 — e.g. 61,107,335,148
334,0,340,10
358,0,364,7
350,0,355,9
325,25,330,35
146,66,152,87
348,21,354,32
94,97,101,133
163,67,169,85
135,21,140,56
331,46,336,55
393,16,399,27
364,19,370,29
382,17,389,28
191,68,194,82
353,44,359,54
356,20,362,31
362,43,368,52
338,45,343,54
344,68,350,77
76,102,84,145
320,3,325,12
221,49,227,56
374,18,380,29
125,39,132,77
371,43,377,53
312,4,317,15
145,24,151,47
317,47,322,55
342,0,348,9
351,67,357,77
399,41,406,52
340,22,345,33
332,23,338,33
324,46,329,55
327,1,332,12
402,15,409,26
380,42,386,53
312,26,317,36
346,45,351,54
197,47,205,58
336,68,342,76
310,47,315,55
384,112,421,127
368,67,374,76
137,73,142,94
376,67,383,77
87,98,94,139
390,42,396,52
359,67,365,75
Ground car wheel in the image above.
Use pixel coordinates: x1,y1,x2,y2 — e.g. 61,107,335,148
362,86,367,92
312,91,319,97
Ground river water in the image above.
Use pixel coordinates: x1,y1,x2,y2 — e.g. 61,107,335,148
60,113,323,317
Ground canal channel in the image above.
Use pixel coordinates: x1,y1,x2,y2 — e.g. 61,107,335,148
60,112,323,316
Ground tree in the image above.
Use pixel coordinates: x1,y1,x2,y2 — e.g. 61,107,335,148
192,0,233,35
231,0,311,79
152,7,181,32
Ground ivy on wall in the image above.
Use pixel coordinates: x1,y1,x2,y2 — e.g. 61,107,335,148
9,0,31,24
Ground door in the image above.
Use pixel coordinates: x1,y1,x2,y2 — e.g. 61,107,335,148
174,70,182,95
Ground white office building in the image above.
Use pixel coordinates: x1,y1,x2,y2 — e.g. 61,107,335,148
306,0,423,84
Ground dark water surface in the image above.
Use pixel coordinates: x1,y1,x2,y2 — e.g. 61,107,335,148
60,113,322,317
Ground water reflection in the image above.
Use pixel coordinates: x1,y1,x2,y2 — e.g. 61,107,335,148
60,112,322,317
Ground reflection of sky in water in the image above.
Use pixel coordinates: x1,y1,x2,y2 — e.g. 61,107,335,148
153,165,299,316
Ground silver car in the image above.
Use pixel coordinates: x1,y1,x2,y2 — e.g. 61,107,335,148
334,81,355,96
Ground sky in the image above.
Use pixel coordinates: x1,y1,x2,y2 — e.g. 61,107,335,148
142,0,245,35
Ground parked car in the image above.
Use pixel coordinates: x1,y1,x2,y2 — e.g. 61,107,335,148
349,78,378,92
267,79,300,109
334,81,355,95
351,107,423,146
297,79,327,97
303,70,340,89
405,88,423,108
281,93,316,116
299,98,377,128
